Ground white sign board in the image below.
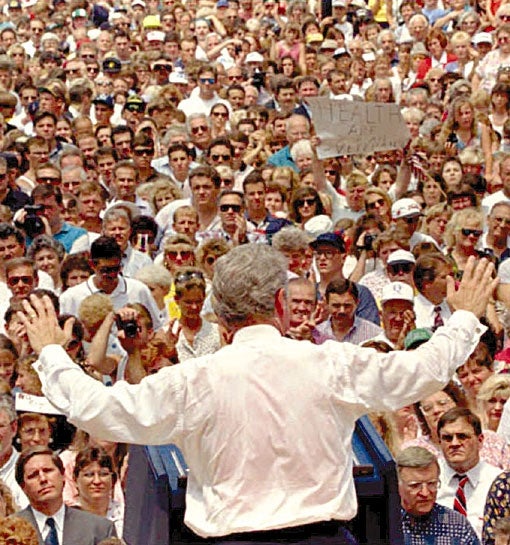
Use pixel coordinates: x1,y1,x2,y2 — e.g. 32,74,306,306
307,97,411,158
15,392,64,415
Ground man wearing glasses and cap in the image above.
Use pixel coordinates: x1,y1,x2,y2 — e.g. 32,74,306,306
392,197,439,250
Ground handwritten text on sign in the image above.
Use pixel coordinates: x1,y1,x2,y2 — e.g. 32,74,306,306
307,98,410,158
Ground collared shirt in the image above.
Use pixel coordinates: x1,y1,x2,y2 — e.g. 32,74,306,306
315,316,382,345
0,449,28,509
401,503,479,545
122,244,153,279
414,294,452,330
174,319,221,362
436,458,503,538
35,311,484,538
32,503,65,545
59,275,162,330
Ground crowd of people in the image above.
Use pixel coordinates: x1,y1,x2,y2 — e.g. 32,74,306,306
0,0,508,542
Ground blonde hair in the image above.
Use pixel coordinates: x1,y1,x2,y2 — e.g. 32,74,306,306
444,208,484,248
78,293,114,327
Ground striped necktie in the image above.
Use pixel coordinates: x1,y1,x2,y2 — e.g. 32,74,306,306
453,474,468,517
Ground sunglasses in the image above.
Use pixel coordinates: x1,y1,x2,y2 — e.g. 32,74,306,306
134,148,154,156
166,250,193,259
388,262,413,275
461,228,483,237
199,77,215,84
153,64,172,71
211,154,231,161
37,176,61,184
97,265,121,275
296,197,317,207
191,125,208,134
366,198,385,210
212,111,229,118
325,169,337,175
404,215,420,224
175,270,204,282
219,203,242,212
7,275,33,286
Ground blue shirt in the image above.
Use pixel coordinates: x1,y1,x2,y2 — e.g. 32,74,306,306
402,504,480,545
267,146,298,171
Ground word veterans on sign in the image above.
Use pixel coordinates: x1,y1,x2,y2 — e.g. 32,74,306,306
307,97,411,158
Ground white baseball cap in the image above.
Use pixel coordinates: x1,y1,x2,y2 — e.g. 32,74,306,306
391,198,422,220
380,281,414,304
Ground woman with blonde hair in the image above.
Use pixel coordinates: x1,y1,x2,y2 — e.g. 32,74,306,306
444,207,485,279
477,374,510,432
422,202,453,250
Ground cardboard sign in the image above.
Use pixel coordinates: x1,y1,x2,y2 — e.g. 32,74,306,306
15,391,64,415
307,97,410,158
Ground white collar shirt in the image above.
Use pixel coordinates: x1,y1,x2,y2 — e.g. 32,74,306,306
32,503,65,545
35,311,485,538
436,458,503,538
414,293,452,329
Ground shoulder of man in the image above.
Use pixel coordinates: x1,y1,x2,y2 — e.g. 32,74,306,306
64,506,117,537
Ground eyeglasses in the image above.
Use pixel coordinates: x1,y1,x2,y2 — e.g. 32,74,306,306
81,470,113,479
439,432,475,442
219,203,242,212
211,154,231,162
228,75,243,81
325,169,337,175
153,64,172,71
388,262,413,275
7,276,34,286
191,125,208,134
37,177,61,184
175,271,204,283
66,68,82,75
404,215,420,224
314,249,340,259
166,250,194,259
366,198,385,210
96,265,121,275
199,77,215,84
212,111,229,118
420,398,453,414
461,228,482,237
87,67,99,75
62,180,82,188
296,198,317,207
401,479,441,493
134,148,154,156
492,216,510,225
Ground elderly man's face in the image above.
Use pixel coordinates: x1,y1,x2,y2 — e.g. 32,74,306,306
398,463,439,517
381,299,414,343
288,282,316,327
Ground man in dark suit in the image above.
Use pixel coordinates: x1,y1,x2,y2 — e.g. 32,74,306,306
15,446,117,545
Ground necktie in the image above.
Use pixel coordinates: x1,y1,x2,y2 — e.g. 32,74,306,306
433,306,444,331
44,517,58,545
453,474,468,517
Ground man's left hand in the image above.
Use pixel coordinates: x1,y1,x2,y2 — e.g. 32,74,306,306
17,295,74,354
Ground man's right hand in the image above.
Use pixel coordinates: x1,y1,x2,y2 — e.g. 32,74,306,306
447,257,499,318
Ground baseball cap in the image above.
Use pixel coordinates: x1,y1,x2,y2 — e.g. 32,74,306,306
310,232,345,253
303,215,333,238
306,33,324,44
332,0,347,6
147,30,165,42
404,328,432,350
92,94,114,108
245,52,264,63
38,80,66,99
380,281,414,304
472,32,492,45
125,95,146,112
320,39,338,51
102,57,121,73
387,249,416,266
333,47,350,58
391,198,422,220
169,71,188,84
72,8,87,18
132,0,146,6
7,0,21,8
142,14,161,28
217,0,229,7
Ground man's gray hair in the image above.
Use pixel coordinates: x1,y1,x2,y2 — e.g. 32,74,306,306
135,265,173,290
102,207,131,227
212,244,287,325
0,394,16,423
62,165,87,182
186,112,209,134
272,226,311,253
395,446,439,477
